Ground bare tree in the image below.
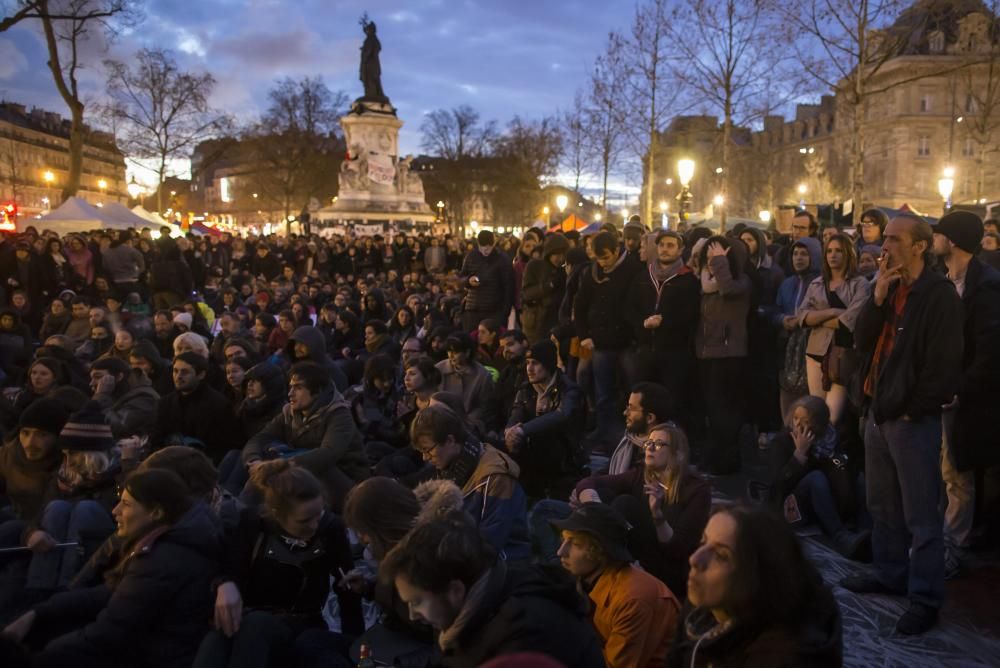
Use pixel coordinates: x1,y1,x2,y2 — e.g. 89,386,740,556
560,92,593,192
490,115,564,226
782,0,970,223
104,48,231,212
587,32,629,215
0,0,137,203
665,0,791,230
240,76,348,231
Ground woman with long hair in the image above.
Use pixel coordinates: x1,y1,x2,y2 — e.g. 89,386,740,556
573,423,711,599
668,504,842,667
796,232,871,425
195,460,362,668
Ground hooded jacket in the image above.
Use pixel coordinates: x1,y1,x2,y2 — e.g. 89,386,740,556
626,261,700,354
436,358,497,435
454,444,530,560
286,325,348,390
130,339,174,397
152,381,245,463
520,235,570,344
574,250,641,350
437,561,605,668
772,237,821,324
93,370,160,439
696,249,752,360
0,432,61,522
31,502,222,668
237,362,287,437
0,307,32,371
243,386,368,483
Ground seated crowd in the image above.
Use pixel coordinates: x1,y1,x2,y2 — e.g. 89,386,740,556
0,209,997,666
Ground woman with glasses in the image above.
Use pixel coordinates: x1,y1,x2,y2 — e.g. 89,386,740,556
571,423,711,598
856,207,888,251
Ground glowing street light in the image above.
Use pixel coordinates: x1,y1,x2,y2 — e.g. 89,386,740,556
594,212,602,222
664,178,673,186
127,176,142,201
759,210,772,224
678,159,695,187
797,183,807,208
98,178,107,192
676,159,695,222
555,194,569,213
712,194,725,207
938,166,955,212
43,170,55,185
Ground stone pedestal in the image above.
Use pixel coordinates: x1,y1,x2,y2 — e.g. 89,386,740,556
315,100,434,227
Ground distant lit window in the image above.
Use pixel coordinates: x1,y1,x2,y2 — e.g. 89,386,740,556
919,95,932,113
220,177,232,203
917,135,931,156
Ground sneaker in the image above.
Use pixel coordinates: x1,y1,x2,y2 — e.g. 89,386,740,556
840,574,901,595
895,602,939,635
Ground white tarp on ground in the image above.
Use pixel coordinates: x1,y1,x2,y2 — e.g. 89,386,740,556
33,197,132,236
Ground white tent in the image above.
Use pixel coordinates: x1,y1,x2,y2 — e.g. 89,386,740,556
102,202,157,228
132,206,185,238
33,197,130,236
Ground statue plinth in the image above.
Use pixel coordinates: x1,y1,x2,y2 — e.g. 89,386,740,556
316,104,434,226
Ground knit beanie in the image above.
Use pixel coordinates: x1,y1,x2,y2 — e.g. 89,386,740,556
173,312,193,329
130,339,163,366
527,340,559,375
542,233,570,259
59,400,114,452
936,211,984,254
18,397,71,435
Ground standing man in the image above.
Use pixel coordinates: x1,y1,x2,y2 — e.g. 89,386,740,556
459,230,514,333
776,210,819,276
931,211,1000,578
100,231,146,299
843,214,963,635
574,231,641,446
521,233,569,345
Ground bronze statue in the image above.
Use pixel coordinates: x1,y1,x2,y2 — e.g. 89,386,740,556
359,16,388,103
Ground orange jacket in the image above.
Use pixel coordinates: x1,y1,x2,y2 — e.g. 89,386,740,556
589,564,680,668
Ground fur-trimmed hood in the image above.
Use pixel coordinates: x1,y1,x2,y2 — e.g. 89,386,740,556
413,478,464,526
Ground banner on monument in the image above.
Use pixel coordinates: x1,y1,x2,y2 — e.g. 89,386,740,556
368,153,395,186
354,223,384,237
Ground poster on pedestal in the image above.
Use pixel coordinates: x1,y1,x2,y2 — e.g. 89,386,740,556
368,153,395,186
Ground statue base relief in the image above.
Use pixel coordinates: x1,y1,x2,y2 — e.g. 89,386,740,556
316,102,434,226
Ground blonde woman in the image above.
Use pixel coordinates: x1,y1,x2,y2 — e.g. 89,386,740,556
572,423,711,597
796,233,871,425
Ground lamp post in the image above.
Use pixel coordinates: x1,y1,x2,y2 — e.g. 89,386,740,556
659,201,668,228
797,183,807,208
127,176,142,205
98,178,107,199
938,166,955,214
543,205,550,227
436,200,444,226
676,159,694,223
758,210,772,225
555,194,568,230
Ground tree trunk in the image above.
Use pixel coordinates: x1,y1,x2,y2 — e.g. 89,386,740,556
721,109,732,233
60,102,84,203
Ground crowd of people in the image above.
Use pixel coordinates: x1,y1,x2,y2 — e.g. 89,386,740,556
0,206,997,667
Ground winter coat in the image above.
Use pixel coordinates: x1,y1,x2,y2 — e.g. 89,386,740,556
286,326,348,390
772,238,822,325
149,257,194,297
590,563,680,668
92,373,160,439
667,594,842,668
437,561,605,668
436,358,496,434
950,258,1000,470
64,315,93,347
31,503,222,668
696,255,751,359
797,274,870,357
250,251,282,280
575,466,711,597
217,509,363,634
0,309,32,371
100,244,146,283
854,267,963,424
507,371,587,499
152,382,245,463
243,387,368,483
521,255,568,345
460,248,514,317
0,433,60,522
574,252,641,350
626,264,700,354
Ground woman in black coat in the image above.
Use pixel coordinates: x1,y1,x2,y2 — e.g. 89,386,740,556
195,461,363,668
5,468,222,668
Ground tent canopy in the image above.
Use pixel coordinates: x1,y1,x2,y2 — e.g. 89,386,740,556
102,202,156,228
33,197,131,236
550,214,589,232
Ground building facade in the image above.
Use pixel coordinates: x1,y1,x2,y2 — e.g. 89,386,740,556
0,102,126,217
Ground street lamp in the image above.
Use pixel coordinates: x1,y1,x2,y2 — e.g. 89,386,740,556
938,166,955,213
555,194,568,213
797,183,807,208
758,210,772,224
594,212,602,222
436,200,444,223
98,178,107,193
659,201,669,229
665,178,673,186
713,194,725,207
542,205,550,227
676,159,695,222
43,169,54,184
127,176,142,202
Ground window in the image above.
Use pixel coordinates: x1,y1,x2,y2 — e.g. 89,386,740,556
961,177,972,196
917,135,931,157
915,170,927,193
962,138,975,157
919,95,932,112
220,177,232,203
929,31,945,54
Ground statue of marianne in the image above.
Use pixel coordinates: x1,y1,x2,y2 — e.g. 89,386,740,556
359,15,388,103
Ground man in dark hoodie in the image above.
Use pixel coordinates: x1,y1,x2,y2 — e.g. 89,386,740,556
243,361,367,511
574,231,641,445
90,358,160,440
0,308,33,383
772,236,822,417
284,325,348,391
381,511,605,668
128,339,174,397
520,233,569,345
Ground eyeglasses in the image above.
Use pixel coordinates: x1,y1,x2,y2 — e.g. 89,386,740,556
415,442,441,460
643,439,672,451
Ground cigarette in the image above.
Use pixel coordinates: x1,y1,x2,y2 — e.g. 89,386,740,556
338,567,348,580
0,542,79,554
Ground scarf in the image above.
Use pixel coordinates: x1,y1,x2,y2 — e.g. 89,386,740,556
436,436,483,489
590,250,628,284
438,561,506,650
608,431,648,475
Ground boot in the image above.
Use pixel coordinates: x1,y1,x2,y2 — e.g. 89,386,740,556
833,529,872,561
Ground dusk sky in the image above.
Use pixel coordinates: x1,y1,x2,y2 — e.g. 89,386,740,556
0,0,641,194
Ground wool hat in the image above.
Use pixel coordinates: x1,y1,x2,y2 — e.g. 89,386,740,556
542,233,570,259
59,400,114,452
18,397,72,435
130,339,164,366
527,340,559,375
936,211,984,254
551,502,633,563
172,312,193,329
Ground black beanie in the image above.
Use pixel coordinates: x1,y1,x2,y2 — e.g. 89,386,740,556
59,400,114,452
936,211,984,254
18,397,71,435
527,340,559,375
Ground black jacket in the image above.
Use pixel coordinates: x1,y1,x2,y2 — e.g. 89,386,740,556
574,253,641,350
152,381,245,462
32,503,222,668
286,325,348,390
854,266,963,424
520,256,567,344
951,258,1000,470
460,248,514,317
626,264,700,354
218,509,363,634
149,258,194,296
439,561,605,668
